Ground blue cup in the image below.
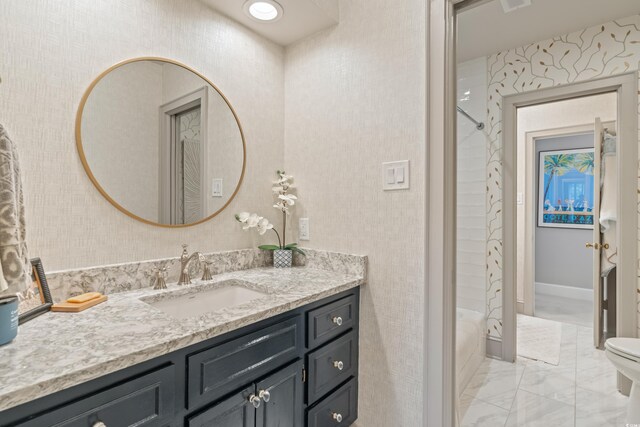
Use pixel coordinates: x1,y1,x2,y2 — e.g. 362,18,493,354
0,296,18,346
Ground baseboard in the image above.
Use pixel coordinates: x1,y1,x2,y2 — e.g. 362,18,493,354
535,282,593,302
516,301,524,314
486,336,502,359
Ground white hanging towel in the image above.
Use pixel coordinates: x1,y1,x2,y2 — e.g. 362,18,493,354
599,130,617,276
0,124,30,294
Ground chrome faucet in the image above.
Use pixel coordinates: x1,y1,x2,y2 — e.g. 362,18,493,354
178,244,204,286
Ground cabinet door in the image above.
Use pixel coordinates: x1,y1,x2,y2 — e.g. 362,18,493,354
187,386,256,427
255,360,304,427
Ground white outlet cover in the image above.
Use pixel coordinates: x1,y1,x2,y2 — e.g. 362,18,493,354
299,218,310,241
212,178,223,197
382,160,409,191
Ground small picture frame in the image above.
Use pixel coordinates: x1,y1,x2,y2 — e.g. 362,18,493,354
17,258,53,324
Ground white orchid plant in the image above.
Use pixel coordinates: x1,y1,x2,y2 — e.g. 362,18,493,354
235,170,305,256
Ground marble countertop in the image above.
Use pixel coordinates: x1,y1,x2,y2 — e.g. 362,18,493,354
0,266,364,412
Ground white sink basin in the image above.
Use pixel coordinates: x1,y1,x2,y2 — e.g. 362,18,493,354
145,282,268,319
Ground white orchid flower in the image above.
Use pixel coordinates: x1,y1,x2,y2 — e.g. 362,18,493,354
257,218,273,235
278,194,297,206
243,213,261,230
235,212,251,223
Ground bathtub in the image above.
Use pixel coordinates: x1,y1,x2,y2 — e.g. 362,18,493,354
456,308,486,395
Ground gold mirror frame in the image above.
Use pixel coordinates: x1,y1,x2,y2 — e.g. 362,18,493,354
75,57,246,228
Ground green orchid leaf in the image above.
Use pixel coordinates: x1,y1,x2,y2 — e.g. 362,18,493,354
292,247,306,256
258,245,280,251
284,243,298,248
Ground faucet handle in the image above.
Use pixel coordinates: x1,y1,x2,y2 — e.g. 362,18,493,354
153,267,168,290
202,262,213,281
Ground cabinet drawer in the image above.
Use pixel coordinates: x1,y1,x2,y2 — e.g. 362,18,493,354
307,378,358,427
19,365,175,427
307,295,356,349
307,331,357,404
187,316,302,409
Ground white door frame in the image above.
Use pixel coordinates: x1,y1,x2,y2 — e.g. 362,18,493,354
503,73,638,363
425,0,490,425
521,123,611,316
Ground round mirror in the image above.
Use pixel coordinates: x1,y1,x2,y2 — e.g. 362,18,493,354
76,57,246,227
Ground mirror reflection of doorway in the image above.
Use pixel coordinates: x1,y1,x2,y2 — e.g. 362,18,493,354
173,106,202,225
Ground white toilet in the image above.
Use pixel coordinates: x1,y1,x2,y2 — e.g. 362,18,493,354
605,337,640,423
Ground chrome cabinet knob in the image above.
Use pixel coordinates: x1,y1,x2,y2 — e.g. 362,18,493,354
332,412,343,422
332,316,343,326
259,389,271,402
333,360,344,371
249,394,261,408
93,422,106,427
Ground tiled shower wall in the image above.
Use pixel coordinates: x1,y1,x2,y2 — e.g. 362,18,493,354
457,58,488,314
482,14,640,339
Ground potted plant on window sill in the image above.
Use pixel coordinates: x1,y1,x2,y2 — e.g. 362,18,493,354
236,170,305,268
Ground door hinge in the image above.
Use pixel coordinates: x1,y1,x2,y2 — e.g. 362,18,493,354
602,299,608,310
302,367,307,383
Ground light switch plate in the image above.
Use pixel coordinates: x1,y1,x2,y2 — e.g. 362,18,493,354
299,218,309,241
382,160,409,190
212,178,223,197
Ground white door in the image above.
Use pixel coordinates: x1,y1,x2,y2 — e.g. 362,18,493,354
591,118,603,348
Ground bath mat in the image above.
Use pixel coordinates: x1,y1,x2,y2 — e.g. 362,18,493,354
517,314,562,365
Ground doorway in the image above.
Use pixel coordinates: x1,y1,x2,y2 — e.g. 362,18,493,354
448,2,640,425
502,74,638,363
511,94,619,377
516,93,616,334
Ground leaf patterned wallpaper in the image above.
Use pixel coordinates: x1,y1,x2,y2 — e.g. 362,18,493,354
483,14,640,340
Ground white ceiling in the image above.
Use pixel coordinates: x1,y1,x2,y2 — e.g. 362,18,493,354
200,0,339,46
458,0,640,62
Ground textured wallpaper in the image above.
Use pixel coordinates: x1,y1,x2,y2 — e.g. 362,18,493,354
284,0,426,425
82,61,162,222
483,15,640,339
0,0,285,272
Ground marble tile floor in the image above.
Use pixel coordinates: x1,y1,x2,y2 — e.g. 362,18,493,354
458,321,629,426
534,292,592,328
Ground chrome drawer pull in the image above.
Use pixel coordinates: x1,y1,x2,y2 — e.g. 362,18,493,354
332,316,343,326
332,412,343,422
259,389,271,402
249,394,261,408
333,360,344,371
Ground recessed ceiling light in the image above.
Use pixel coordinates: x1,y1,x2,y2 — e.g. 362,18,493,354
243,0,283,22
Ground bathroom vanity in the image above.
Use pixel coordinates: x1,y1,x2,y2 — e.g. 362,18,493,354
0,261,363,427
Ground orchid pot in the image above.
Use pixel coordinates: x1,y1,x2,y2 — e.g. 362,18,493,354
273,249,293,268
235,170,305,268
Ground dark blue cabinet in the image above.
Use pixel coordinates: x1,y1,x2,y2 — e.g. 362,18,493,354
17,365,176,427
256,360,304,427
187,385,256,427
187,316,302,409
0,287,359,427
